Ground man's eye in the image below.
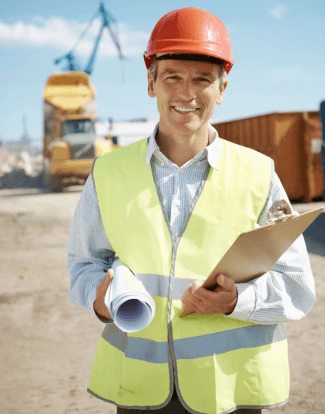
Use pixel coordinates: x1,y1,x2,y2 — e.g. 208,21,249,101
198,78,210,82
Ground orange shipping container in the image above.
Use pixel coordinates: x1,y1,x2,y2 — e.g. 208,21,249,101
213,111,323,202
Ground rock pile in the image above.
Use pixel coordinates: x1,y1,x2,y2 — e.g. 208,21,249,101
0,149,45,189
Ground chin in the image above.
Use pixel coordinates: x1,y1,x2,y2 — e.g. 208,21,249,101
169,115,198,127
174,121,203,134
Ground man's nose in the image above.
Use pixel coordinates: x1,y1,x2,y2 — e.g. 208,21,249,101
177,80,196,100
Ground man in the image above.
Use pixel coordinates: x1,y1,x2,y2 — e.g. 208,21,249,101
67,7,316,414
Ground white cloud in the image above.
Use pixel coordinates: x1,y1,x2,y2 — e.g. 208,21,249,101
270,4,288,20
267,67,307,82
0,16,149,58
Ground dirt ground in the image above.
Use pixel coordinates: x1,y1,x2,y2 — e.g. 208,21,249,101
0,186,324,414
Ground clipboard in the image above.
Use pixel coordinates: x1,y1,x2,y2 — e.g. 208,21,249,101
203,206,324,290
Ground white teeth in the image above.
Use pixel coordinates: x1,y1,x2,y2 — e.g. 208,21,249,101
175,107,197,112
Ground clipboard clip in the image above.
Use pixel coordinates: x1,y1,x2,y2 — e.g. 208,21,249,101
266,199,296,224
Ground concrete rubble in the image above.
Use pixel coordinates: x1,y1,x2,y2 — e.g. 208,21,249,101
0,148,44,189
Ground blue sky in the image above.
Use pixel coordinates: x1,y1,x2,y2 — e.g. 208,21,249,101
0,0,324,144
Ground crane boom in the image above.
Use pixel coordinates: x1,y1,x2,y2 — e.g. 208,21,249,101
54,2,124,75
85,24,105,75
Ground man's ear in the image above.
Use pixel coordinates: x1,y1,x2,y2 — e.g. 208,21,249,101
147,72,156,98
221,80,228,92
216,80,228,105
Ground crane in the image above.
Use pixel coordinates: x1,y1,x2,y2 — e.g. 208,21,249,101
54,2,125,75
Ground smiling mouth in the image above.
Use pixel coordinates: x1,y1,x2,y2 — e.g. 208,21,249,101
173,106,199,114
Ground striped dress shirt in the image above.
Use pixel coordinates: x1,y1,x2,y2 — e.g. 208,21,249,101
67,123,316,325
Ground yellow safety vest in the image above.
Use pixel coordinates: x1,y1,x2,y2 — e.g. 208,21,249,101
89,138,290,414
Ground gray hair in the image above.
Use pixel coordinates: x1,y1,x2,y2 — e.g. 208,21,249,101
148,58,228,88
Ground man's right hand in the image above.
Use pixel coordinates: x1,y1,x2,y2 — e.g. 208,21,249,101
93,269,114,319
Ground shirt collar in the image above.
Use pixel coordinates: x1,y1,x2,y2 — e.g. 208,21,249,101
145,123,221,170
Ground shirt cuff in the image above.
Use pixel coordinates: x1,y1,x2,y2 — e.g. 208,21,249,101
89,286,114,324
224,282,256,321
94,308,114,324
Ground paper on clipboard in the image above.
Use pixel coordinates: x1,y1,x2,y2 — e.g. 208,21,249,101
203,206,324,290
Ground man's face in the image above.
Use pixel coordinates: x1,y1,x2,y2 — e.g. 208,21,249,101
147,58,226,136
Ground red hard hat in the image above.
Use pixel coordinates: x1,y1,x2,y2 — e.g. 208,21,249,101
144,7,234,74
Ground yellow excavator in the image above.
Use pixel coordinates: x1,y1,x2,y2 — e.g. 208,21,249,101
42,2,123,192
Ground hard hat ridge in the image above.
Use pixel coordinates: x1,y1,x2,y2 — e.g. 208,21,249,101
144,7,234,73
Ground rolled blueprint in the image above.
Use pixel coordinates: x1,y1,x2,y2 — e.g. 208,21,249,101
104,259,156,333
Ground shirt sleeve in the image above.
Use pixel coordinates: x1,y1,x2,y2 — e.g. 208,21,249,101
67,171,115,323
226,163,316,325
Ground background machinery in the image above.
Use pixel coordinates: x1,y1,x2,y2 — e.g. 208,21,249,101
43,2,123,192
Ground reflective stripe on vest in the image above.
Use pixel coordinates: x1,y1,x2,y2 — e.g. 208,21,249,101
102,322,287,363
89,137,290,413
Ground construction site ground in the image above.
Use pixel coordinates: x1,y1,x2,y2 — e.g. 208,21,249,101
1,183,324,414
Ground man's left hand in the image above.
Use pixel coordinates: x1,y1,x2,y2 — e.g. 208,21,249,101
181,273,238,316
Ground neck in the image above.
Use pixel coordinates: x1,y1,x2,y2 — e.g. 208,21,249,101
156,124,209,167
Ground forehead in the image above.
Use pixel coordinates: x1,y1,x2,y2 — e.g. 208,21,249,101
157,58,220,77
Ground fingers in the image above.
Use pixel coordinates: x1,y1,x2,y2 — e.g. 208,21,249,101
191,279,204,293
181,295,201,313
184,275,237,315
191,286,217,310
183,280,217,313
97,269,114,295
181,275,237,316
189,280,206,302
181,285,203,314
216,273,235,292
94,269,114,319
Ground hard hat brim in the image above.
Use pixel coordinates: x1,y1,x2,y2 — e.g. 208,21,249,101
144,48,234,74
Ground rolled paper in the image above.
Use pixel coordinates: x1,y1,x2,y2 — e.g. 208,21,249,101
104,259,156,332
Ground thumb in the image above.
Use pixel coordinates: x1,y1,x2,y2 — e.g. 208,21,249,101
106,268,114,283
100,269,114,288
